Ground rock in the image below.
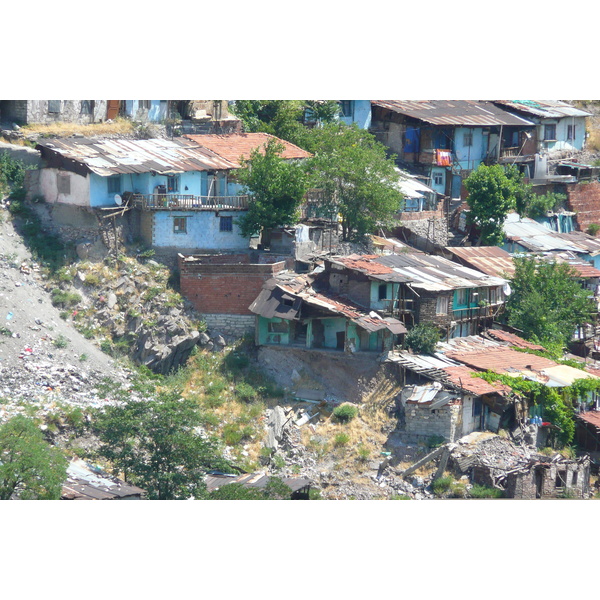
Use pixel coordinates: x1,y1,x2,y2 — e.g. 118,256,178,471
107,293,118,310
199,332,210,346
214,335,226,346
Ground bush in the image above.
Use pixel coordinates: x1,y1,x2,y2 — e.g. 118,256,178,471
431,475,453,497
426,435,446,448
334,432,350,446
333,403,358,423
53,335,69,349
235,382,258,402
405,323,441,355
469,484,504,499
587,223,600,236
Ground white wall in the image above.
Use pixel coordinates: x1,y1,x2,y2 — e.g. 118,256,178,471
39,168,90,206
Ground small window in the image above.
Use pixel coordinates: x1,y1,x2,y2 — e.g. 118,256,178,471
556,470,567,488
220,216,233,232
140,100,151,110
456,288,467,306
81,100,94,115
48,100,61,114
57,173,70,194
167,175,179,193
173,217,187,234
544,124,557,141
436,296,449,315
472,398,482,417
433,171,444,186
340,101,352,118
107,175,121,194
378,284,387,301
463,132,473,147
567,125,576,140
572,471,578,486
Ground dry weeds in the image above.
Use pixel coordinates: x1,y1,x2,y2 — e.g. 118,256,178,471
20,118,135,138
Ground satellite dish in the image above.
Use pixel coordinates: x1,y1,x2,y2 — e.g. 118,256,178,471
114,194,122,206
503,283,512,296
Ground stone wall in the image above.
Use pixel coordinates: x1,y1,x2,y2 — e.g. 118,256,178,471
203,314,256,337
505,461,590,499
404,400,463,443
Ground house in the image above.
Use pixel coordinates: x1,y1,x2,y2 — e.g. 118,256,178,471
337,100,372,129
576,410,600,452
29,136,250,254
0,100,110,126
323,252,507,338
249,271,407,353
449,432,591,498
61,459,146,500
369,100,535,199
492,100,591,157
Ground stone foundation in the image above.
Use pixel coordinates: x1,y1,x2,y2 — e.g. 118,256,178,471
204,313,256,338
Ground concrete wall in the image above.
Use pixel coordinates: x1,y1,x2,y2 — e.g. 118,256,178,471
22,101,108,125
453,127,487,171
149,210,249,250
39,168,90,206
538,117,587,153
203,313,256,337
124,100,168,122
338,100,372,129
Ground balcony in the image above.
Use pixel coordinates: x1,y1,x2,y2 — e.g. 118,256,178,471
129,193,249,211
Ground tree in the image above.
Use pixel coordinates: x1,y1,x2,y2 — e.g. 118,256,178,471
236,137,308,240
305,123,404,241
405,323,441,355
208,477,292,500
464,164,518,245
92,391,229,500
0,415,68,500
506,257,594,350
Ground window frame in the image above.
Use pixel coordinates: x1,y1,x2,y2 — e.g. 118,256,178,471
107,175,121,195
167,175,180,193
57,173,70,194
567,124,576,141
173,217,188,234
433,171,444,186
544,123,557,141
219,216,233,232
463,132,473,147
436,295,449,315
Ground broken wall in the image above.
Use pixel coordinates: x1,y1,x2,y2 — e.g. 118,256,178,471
403,400,463,443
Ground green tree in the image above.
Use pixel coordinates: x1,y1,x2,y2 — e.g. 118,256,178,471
506,257,594,349
405,322,441,355
305,123,404,241
464,164,518,245
0,415,68,500
208,477,292,500
92,391,229,500
236,137,308,241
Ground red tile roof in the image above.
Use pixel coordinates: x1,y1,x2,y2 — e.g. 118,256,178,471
445,347,557,374
184,133,312,167
443,366,510,396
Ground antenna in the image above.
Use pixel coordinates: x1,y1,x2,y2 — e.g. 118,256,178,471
114,194,123,206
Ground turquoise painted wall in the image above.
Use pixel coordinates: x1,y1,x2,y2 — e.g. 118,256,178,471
369,281,397,311
339,100,372,129
453,127,486,171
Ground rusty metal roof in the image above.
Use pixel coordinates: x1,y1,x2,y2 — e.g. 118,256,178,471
184,132,312,167
444,346,557,375
484,329,546,350
205,472,311,494
329,252,506,291
578,410,600,429
446,246,516,278
36,137,238,176
371,100,535,127
443,366,510,396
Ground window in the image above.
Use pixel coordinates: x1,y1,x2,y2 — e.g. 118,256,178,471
572,471,578,486
555,470,567,489
219,216,233,232
48,100,61,114
378,284,387,301
567,125,576,140
472,398,482,417
340,101,352,118
433,171,444,186
107,175,121,194
463,132,473,147
81,100,94,115
167,175,179,193
436,296,449,315
57,173,70,194
456,288,467,306
173,217,187,234
544,124,557,141
140,100,151,110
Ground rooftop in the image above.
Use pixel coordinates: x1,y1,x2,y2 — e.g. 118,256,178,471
371,100,535,127
493,100,592,119
445,246,516,278
183,133,312,167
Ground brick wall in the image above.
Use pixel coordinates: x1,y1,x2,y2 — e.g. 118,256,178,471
178,254,285,316
404,401,463,442
567,181,600,233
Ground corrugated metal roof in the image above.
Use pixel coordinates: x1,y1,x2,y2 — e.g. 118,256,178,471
443,366,510,396
395,167,439,199
444,347,557,375
61,459,145,500
372,100,535,127
541,365,598,387
184,133,312,167
36,137,238,176
578,410,600,429
205,472,311,494
446,246,516,278
329,253,506,291
493,100,592,119
484,329,546,350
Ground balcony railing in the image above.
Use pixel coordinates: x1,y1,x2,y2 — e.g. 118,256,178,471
130,193,249,211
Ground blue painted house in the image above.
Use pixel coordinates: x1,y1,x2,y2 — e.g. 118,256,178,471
34,134,311,253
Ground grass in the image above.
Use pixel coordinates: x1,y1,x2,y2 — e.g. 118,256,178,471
53,335,69,349
431,475,454,497
332,403,358,423
469,484,504,499
20,117,135,138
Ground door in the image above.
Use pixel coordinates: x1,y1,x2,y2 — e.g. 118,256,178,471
336,331,345,350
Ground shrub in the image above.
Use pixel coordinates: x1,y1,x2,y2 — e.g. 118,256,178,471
334,432,350,446
405,323,441,355
431,475,453,497
333,403,358,423
587,223,600,236
53,335,69,349
469,484,504,499
235,382,258,402
426,435,446,448
356,444,370,461
51,288,81,308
